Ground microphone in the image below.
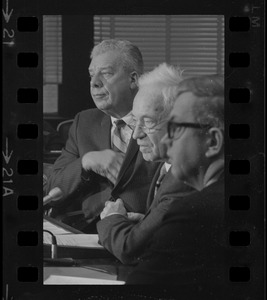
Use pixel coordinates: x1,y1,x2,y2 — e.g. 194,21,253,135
43,230,57,259
43,230,77,266
43,187,63,206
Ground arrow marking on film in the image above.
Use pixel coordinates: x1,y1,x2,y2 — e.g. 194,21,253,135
2,0,13,23
2,138,13,164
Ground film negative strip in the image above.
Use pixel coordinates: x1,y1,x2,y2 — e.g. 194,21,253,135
2,0,265,299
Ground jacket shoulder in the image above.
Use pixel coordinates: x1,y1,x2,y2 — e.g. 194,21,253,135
167,179,224,221
78,108,106,120
73,108,108,128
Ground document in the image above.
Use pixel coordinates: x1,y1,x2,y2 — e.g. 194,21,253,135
44,267,125,285
44,218,73,235
43,218,104,249
44,233,103,249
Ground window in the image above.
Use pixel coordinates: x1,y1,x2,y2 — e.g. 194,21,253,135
43,15,62,114
43,15,224,114
94,15,224,76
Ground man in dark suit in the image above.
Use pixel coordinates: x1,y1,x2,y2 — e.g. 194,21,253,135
45,39,159,231
97,63,193,264
126,75,226,294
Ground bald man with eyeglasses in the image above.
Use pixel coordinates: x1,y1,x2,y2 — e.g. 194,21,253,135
97,63,194,265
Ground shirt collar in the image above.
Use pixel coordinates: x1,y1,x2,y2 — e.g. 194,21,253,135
164,162,171,172
203,158,224,187
111,112,133,127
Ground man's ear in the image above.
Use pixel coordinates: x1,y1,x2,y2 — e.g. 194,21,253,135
129,71,139,89
205,127,224,158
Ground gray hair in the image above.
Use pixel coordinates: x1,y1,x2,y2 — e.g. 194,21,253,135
175,75,224,130
90,39,144,75
138,63,184,120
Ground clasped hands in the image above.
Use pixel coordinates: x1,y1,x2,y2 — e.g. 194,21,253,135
82,149,125,184
100,198,145,222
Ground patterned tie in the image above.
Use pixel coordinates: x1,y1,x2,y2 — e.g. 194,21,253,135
154,164,167,197
112,119,128,153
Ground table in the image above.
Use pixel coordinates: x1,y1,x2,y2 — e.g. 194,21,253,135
44,258,133,284
43,216,133,284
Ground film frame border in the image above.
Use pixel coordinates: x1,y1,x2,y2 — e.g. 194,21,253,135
2,0,265,299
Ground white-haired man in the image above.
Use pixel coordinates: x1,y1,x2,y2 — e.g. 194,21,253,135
45,39,159,232
97,63,193,264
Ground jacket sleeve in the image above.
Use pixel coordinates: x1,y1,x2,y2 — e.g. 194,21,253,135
45,113,95,200
96,197,174,265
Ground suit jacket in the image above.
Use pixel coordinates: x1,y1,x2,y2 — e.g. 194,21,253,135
46,108,160,223
97,164,194,264
126,175,226,290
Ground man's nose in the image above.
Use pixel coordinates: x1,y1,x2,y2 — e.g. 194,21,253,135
132,125,146,140
90,74,103,88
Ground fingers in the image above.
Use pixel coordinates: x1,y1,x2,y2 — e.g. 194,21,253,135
95,168,116,184
127,212,145,222
100,210,106,220
104,198,123,207
105,163,121,183
107,151,125,173
82,150,124,172
82,150,126,184
100,198,126,219
115,152,125,164
116,198,124,205
99,151,125,183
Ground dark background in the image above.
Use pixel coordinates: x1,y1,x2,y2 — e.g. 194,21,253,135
44,15,95,129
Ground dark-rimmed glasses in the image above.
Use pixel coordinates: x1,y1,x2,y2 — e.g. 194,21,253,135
167,121,211,140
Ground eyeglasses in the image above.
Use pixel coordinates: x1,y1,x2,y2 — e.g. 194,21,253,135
128,118,167,134
167,121,211,140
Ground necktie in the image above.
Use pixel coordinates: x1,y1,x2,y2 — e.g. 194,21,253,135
154,164,167,197
112,119,128,153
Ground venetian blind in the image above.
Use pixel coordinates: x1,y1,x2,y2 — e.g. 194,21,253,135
94,15,224,77
43,15,62,83
43,15,62,113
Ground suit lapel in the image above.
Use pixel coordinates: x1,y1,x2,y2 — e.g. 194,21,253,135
146,162,164,209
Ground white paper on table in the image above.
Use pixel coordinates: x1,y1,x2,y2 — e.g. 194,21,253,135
45,234,104,249
43,219,73,235
44,267,125,285
43,218,104,249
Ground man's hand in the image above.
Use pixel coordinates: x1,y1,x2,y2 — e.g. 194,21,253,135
82,149,125,184
100,198,127,219
127,212,145,222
